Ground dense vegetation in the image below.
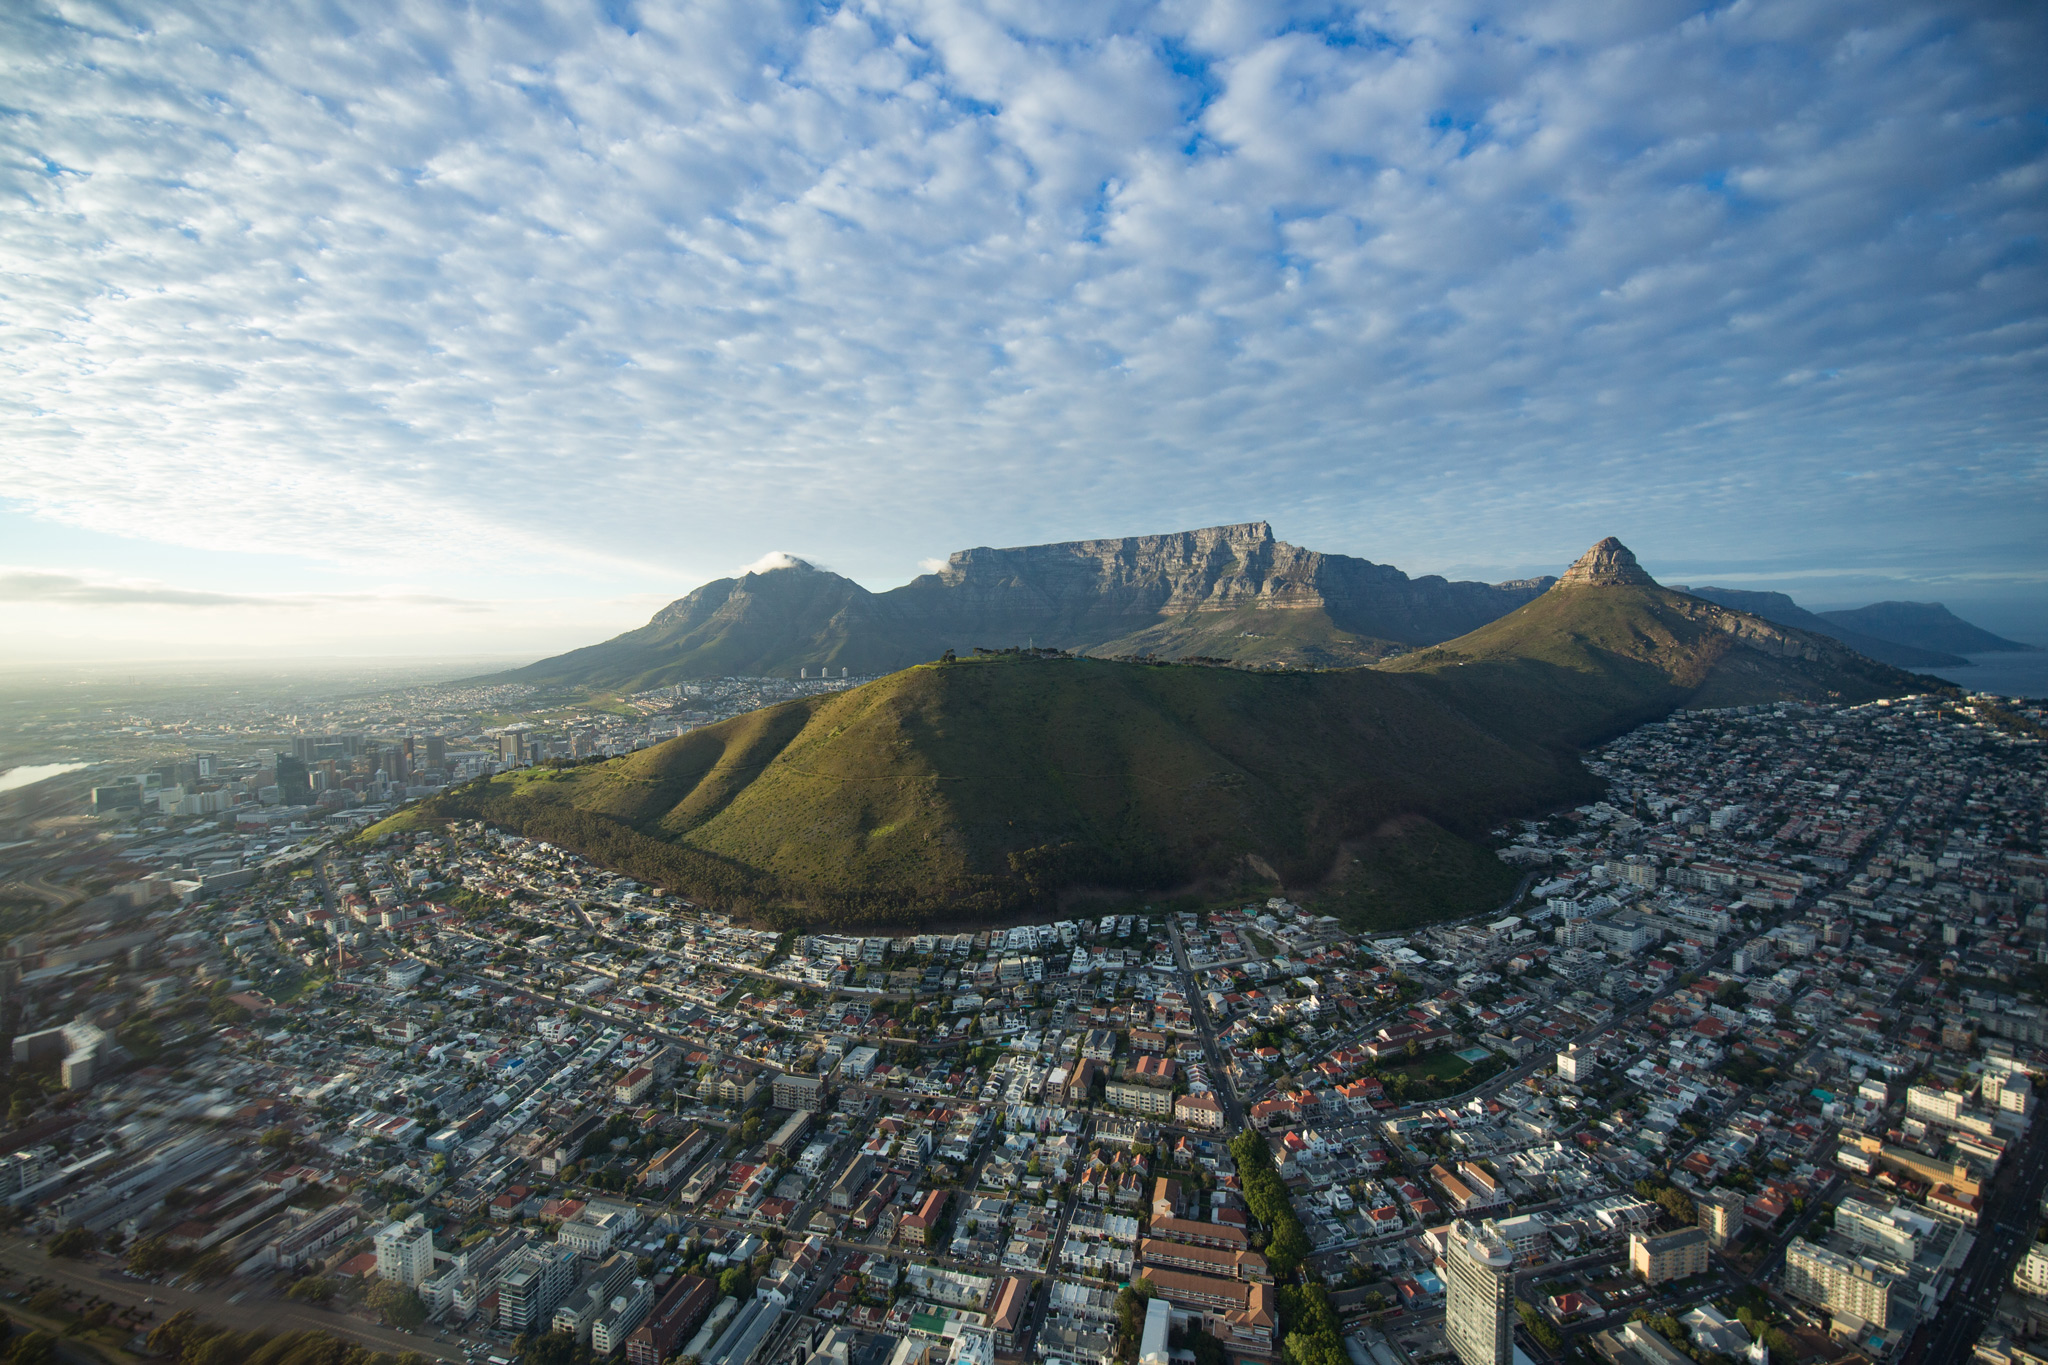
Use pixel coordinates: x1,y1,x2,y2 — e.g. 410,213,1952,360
1228,1130,1311,1280
1317,816,1524,932
144,1311,429,1365
1277,1283,1345,1365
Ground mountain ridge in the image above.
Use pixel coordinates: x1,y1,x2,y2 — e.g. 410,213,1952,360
492,523,1557,688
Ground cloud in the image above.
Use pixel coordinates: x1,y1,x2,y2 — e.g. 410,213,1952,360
736,552,813,576
917,558,950,575
0,570,485,611
0,0,2040,606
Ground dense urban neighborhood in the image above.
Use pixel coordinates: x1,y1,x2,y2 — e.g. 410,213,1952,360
2,684,2047,1365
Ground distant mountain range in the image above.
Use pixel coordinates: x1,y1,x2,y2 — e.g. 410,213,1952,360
1676,588,2034,668
400,539,1934,932
492,522,1556,687
497,522,2031,689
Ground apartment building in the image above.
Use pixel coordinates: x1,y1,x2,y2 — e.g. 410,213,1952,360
1445,1220,1515,1365
1629,1227,1708,1285
1785,1238,1897,1329
374,1214,435,1288
773,1072,827,1112
500,1245,581,1332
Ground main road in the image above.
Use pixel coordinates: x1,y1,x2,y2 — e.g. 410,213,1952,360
0,1242,460,1362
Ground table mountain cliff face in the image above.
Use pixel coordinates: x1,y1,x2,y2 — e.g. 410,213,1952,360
498,522,1558,688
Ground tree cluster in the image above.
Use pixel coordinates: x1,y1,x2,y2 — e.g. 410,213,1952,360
1276,1284,1343,1365
1228,1131,1310,1279
1633,1177,1696,1226
147,1311,429,1365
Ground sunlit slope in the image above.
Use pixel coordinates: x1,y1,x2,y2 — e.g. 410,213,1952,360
1378,579,1929,745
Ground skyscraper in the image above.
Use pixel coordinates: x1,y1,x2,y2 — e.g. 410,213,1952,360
274,753,313,805
1445,1219,1515,1365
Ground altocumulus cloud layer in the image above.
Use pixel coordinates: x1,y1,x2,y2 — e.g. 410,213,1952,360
2,0,2045,597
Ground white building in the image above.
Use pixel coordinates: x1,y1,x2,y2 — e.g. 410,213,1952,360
375,1214,436,1288
2014,1245,2048,1299
1984,1071,2035,1116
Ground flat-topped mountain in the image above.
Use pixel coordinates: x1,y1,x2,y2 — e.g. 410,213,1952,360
493,522,1555,689
400,539,1935,932
1817,600,2035,655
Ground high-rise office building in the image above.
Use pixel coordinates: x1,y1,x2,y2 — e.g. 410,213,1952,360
274,753,313,805
1445,1219,1515,1365
416,734,447,769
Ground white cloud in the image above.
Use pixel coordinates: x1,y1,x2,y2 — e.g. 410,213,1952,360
0,569,483,610
0,0,2040,631
736,552,812,575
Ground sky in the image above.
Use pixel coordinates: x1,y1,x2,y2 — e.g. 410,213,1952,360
3,0,2046,662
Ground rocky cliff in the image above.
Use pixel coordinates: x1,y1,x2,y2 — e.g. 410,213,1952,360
497,522,1556,688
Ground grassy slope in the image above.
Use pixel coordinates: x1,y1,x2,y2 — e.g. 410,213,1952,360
394,655,1592,929
388,582,1934,932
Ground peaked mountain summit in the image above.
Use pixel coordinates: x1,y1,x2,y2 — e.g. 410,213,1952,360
496,522,1557,688
404,537,1934,932
1558,536,1657,587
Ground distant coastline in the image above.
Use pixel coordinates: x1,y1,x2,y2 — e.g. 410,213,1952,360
1925,649,2048,699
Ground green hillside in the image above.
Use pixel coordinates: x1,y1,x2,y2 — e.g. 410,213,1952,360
382,652,1596,929
380,541,1937,932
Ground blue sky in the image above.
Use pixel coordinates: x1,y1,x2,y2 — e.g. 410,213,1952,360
3,0,2045,659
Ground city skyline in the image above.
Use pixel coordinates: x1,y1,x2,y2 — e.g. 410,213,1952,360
4,1,2046,659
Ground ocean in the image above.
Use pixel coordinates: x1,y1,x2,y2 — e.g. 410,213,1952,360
0,762,88,794
1922,651,2048,701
